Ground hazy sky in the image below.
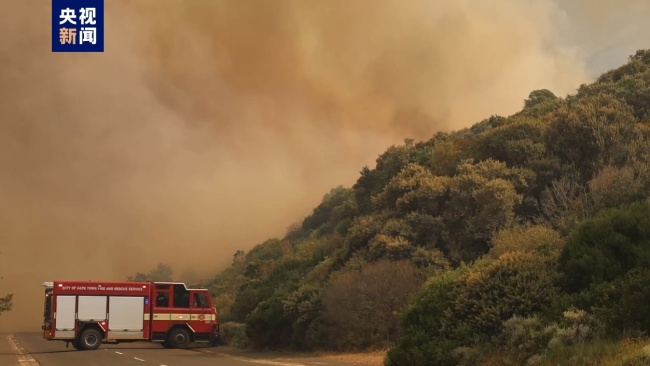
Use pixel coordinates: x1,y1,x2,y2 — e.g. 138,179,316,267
0,0,648,330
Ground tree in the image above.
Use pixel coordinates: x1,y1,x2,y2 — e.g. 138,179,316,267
0,293,13,316
545,93,640,182
517,89,565,118
301,186,358,236
375,160,522,263
474,117,547,167
353,138,439,214
0,252,13,316
524,89,558,109
127,262,174,282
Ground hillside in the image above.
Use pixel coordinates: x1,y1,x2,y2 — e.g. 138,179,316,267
201,49,650,365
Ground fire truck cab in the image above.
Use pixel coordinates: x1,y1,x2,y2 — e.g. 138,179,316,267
41,280,219,350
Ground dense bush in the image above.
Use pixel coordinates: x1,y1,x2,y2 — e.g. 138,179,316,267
283,284,326,349
497,310,605,365
474,116,547,167
488,225,565,259
386,251,561,366
545,92,640,182
573,268,650,335
245,297,293,349
453,252,561,335
385,266,471,366
219,322,249,348
559,199,650,292
321,260,423,350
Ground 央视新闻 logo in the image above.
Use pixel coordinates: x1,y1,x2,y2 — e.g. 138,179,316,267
52,0,104,52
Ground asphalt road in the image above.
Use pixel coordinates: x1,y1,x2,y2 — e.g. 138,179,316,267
1,332,379,366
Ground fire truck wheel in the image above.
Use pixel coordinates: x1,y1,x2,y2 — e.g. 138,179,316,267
168,328,190,349
79,328,102,350
72,340,83,350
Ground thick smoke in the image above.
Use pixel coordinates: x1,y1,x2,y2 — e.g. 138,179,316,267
0,0,648,331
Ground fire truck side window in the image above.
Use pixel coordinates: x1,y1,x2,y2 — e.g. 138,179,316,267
193,292,208,308
156,291,169,307
173,284,190,308
154,284,170,307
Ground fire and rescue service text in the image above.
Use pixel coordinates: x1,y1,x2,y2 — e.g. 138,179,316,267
61,285,145,291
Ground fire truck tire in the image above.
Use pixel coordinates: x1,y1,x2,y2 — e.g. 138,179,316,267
167,328,190,349
79,328,102,350
72,340,83,350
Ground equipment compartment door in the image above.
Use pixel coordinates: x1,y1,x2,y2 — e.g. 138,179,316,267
54,295,76,338
78,296,107,321
107,296,145,340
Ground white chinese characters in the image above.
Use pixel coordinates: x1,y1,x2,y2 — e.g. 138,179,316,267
80,28,97,45
79,8,97,25
59,8,76,25
58,7,97,45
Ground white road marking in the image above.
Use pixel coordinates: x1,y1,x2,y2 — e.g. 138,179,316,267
6,335,40,366
115,351,124,355
134,357,145,361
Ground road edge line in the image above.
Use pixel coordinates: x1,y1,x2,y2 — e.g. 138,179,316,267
7,335,40,366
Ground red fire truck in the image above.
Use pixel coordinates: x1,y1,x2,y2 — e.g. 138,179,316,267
41,280,219,351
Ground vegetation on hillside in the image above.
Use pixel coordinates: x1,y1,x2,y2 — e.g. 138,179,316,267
127,263,174,282
199,49,650,365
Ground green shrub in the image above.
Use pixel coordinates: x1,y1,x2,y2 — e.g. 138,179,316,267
283,284,325,350
219,322,249,348
453,252,561,336
385,265,472,366
488,225,565,259
574,268,650,334
559,200,650,292
386,251,561,366
545,309,605,351
212,293,236,323
500,316,554,357
245,297,293,349
498,309,605,365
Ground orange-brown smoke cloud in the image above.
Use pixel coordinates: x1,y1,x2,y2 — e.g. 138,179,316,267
0,0,648,331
